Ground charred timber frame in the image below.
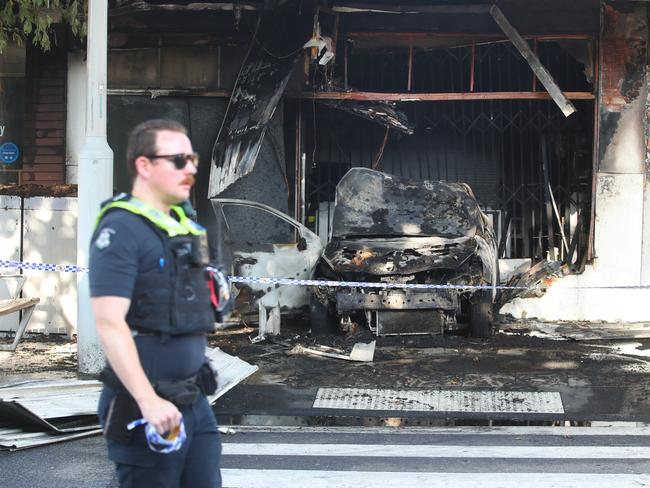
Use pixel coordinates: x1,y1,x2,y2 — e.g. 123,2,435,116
105,29,594,103
488,5,577,117
292,92,595,101
105,90,595,101
336,4,580,116
107,88,596,102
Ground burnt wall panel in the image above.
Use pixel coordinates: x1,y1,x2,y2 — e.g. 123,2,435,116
337,0,599,36
108,44,247,90
107,96,190,194
108,96,247,255
108,49,160,87
186,98,228,255
598,1,648,174
161,47,220,89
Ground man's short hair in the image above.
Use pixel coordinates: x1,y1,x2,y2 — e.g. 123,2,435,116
126,119,188,180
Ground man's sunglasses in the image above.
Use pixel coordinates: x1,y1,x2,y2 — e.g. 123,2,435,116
145,153,199,170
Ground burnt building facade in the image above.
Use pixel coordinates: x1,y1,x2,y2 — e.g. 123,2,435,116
1,0,649,322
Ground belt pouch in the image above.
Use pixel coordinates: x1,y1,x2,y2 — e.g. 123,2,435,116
197,360,218,396
156,378,200,406
104,391,141,444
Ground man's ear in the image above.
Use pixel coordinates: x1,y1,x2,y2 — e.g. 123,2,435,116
134,156,152,179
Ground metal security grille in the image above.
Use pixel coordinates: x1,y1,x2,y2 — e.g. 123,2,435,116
306,98,593,264
304,39,594,265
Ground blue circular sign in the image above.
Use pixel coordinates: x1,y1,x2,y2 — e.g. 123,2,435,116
0,143,19,164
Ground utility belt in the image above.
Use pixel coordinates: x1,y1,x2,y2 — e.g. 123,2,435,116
130,328,206,342
99,361,218,444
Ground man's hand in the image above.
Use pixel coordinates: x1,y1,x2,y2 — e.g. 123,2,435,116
92,296,182,436
137,394,182,435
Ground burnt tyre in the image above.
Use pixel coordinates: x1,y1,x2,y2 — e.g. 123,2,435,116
469,290,494,338
309,296,338,335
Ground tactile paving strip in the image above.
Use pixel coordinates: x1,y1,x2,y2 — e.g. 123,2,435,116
313,388,564,414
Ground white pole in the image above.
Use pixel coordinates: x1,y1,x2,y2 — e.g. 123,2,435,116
77,0,113,375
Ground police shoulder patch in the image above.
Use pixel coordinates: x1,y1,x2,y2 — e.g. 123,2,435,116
95,228,116,250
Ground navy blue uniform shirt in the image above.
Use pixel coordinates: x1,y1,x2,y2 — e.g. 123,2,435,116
89,209,206,381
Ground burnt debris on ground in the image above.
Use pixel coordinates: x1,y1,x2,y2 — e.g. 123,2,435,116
0,184,77,198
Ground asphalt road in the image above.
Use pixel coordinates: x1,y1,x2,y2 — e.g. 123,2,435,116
3,425,650,487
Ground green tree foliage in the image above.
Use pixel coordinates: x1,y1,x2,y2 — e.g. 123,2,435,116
0,1,86,53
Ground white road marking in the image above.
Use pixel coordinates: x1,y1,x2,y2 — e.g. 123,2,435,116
223,442,650,459
222,470,650,488
227,425,650,436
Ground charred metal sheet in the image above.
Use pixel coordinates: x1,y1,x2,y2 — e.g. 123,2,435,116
335,290,457,312
318,99,414,134
489,5,577,117
205,346,259,404
290,341,375,362
0,380,102,419
324,236,477,276
330,168,483,239
376,310,449,336
0,349,254,449
1,427,102,451
208,9,311,196
496,260,562,310
0,400,97,434
110,1,260,15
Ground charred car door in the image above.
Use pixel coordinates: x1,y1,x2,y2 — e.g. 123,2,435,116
211,199,322,320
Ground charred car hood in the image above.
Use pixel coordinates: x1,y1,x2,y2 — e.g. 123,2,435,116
331,168,484,239
324,168,498,285
323,235,478,276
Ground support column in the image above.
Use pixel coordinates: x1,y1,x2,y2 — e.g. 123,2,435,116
77,0,113,375
642,66,650,284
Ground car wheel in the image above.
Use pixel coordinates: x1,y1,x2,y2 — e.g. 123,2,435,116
469,290,493,338
310,296,338,335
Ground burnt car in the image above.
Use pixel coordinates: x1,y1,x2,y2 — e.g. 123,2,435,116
311,168,499,337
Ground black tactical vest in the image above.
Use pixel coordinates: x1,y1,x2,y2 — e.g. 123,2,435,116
96,197,215,336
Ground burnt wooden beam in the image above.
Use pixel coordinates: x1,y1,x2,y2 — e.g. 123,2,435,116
407,45,413,91
348,32,593,41
488,5,577,117
470,39,475,92
332,4,491,14
107,88,595,102
291,91,595,102
541,134,557,261
107,88,232,97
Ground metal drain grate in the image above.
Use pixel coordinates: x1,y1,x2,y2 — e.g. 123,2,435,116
313,388,564,414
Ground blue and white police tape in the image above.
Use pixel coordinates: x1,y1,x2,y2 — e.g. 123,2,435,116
225,274,532,291
126,417,187,454
4,258,650,291
0,259,88,273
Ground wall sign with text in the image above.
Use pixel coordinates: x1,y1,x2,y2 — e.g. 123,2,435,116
0,44,26,170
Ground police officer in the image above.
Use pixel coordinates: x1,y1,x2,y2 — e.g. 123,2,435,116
90,119,221,487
